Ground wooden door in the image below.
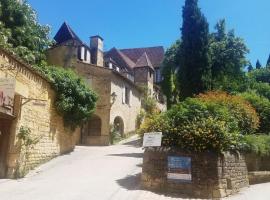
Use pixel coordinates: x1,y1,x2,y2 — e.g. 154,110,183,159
0,120,10,178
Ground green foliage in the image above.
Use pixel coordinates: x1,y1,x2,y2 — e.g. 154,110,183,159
140,97,241,152
139,92,259,152
136,109,146,129
240,92,270,134
197,91,259,135
0,1,97,128
209,20,249,91
34,65,98,128
249,67,270,84
16,126,41,178
142,96,157,115
18,126,40,147
110,124,122,145
178,0,211,99
0,0,52,64
241,135,270,156
161,40,181,108
251,82,270,100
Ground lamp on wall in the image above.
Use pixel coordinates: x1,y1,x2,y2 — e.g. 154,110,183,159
110,92,117,106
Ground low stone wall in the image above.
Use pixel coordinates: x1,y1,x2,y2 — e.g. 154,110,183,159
245,153,270,171
249,171,270,185
142,148,249,199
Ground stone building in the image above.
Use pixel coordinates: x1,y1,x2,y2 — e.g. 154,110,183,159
47,22,166,145
0,49,80,178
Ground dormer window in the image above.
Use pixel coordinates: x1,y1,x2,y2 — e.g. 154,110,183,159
78,46,91,64
79,46,85,61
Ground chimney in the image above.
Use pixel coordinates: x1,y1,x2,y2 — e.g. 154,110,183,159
90,35,104,67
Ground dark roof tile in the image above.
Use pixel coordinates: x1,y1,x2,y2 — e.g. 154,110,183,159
120,46,164,68
54,22,82,44
134,52,154,70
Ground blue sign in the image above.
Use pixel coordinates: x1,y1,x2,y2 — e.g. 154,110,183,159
167,156,192,182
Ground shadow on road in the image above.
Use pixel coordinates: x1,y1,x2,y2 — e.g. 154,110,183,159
116,173,192,199
117,173,142,190
107,153,143,158
122,139,142,147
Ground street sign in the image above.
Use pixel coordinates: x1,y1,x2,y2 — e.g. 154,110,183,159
143,132,162,147
167,156,192,183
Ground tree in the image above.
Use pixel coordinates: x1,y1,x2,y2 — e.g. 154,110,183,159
0,0,51,64
266,54,270,68
256,60,262,69
209,19,249,92
247,63,253,72
161,40,181,108
178,0,211,99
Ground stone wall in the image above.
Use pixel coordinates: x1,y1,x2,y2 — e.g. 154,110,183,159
0,49,80,178
142,148,249,199
245,153,270,171
75,62,112,145
110,72,141,135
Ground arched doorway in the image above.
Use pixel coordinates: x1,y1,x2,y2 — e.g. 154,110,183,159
113,116,124,136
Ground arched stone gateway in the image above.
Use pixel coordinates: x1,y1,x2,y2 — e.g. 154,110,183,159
113,116,124,136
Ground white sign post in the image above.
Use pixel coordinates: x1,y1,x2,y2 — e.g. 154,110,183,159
143,132,162,147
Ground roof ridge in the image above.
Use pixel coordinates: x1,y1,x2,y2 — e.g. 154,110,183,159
54,22,83,44
114,48,136,68
120,46,164,51
135,52,154,69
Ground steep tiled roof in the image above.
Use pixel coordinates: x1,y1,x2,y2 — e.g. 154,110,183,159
120,46,164,68
54,22,82,44
134,52,154,70
105,48,135,70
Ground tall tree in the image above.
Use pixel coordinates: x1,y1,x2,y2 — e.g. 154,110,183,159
209,19,249,91
178,0,211,99
266,54,270,68
0,0,51,64
256,60,262,69
247,63,253,72
161,40,181,108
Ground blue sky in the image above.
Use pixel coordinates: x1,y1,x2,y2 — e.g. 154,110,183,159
28,0,270,66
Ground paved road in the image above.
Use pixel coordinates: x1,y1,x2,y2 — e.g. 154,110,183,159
0,137,270,200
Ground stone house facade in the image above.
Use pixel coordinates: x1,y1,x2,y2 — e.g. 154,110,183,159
0,49,80,178
47,22,166,145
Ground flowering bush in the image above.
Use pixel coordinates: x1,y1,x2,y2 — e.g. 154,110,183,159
139,92,259,153
240,92,270,134
197,91,259,135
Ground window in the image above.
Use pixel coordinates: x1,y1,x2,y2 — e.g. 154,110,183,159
125,87,130,105
155,68,161,83
122,86,130,105
80,47,85,60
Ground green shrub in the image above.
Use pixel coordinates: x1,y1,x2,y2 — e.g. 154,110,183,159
139,97,242,152
241,135,270,156
240,92,270,134
35,65,98,129
249,68,270,84
251,82,270,100
139,92,260,152
197,91,259,135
